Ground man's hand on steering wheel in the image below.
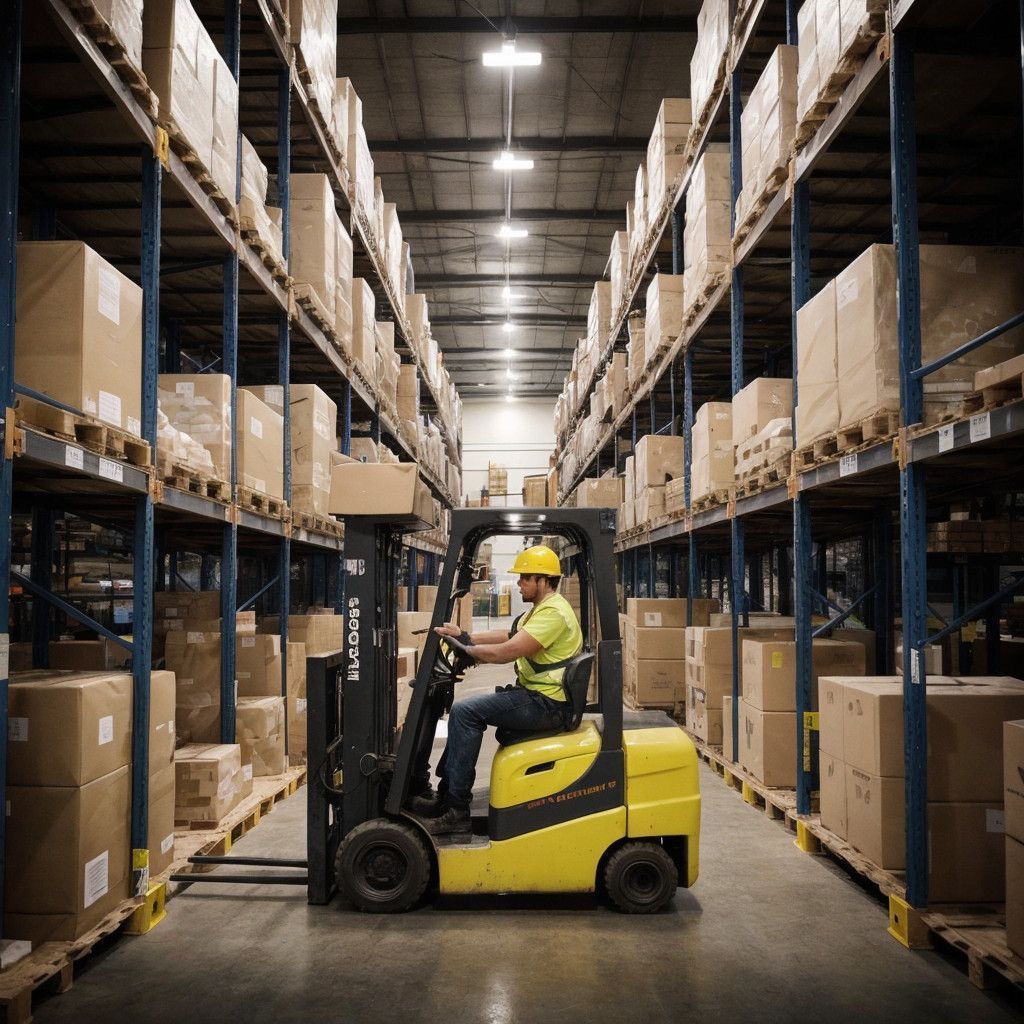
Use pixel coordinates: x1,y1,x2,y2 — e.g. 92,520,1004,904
434,622,472,647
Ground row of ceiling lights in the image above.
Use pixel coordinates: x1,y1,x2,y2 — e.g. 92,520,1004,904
483,40,543,401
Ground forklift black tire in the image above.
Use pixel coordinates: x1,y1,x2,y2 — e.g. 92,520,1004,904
336,820,432,913
603,842,678,914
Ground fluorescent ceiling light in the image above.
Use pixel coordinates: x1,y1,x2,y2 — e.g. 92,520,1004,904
506,368,516,380
502,321,515,334
477,382,486,387
502,286,520,302
505,347,515,358
498,224,528,239
493,151,534,171
483,41,542,68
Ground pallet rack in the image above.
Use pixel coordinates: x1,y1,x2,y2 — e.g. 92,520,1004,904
0,0,460,930
555,0,1024,924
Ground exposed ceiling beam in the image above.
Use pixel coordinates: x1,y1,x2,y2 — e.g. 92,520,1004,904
338,16,697,34
441,348,572,360
368,136,647,153
398,207,623,224
415,273,594,288
431,314,586,327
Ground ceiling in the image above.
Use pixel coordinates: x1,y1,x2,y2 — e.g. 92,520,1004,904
337,2,700,399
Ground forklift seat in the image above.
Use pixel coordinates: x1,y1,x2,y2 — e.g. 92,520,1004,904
495,650,596,747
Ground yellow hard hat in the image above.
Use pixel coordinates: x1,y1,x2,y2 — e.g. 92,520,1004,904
510,545,561,576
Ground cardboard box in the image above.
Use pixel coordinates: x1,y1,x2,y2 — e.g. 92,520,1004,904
796,279,839,444
149,669,176,777
396,675,415,731
286,641,308,764
523,474,548,507
399,612,432,659
687,682,722,742
820,752,847,839
288,174,338,321
634,486,665,524
626,598,719,629
845,765,906,869
623,621,686,661
685,626,794,709
165,631,221,744
1008,836,1024,957
646,99,691,226
742,638,865,712
683,145,731,302
265,614,344,657
738,698,796,788
47,639,129,672
1006,720,1024,843
158,374,232,480
148,762,177,878
631,659,685,707
842,680,905,777
236,633,283,698
634,434,684,491
417,585,438,611
397,647,417,680
732,377,793,448
237,697,286,776
16,242,142,435
8,670,132,786
928,802,1006,903
329,462,433,522
174,743,246,823
351,279,377,379
4,765,130,945
722,694,735,758
237,389,284,499
818,675,847,758
577,477,623,509
644,275,685,366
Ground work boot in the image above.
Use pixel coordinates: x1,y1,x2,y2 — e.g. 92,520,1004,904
405,785,444,816
414,802,471,836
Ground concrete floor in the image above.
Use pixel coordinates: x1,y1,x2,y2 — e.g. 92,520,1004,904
32,660,1022,1023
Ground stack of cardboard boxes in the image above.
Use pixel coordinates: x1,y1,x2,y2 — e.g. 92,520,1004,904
683,146,732,314
731,378,793,486
690,402,733,503
291,0,338,134
644,275,685,372
239,136,284,268
646,99,692,229
819,676,1024,900
1006,721,1024,955
609,232,630,316
576,477,623,510
690,0,730,130
631,434,684,527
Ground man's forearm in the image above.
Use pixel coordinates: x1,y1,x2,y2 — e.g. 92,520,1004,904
468,642,517,665
465,628,510,646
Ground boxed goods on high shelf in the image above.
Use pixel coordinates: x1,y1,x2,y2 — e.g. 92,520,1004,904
575,476,623,510
683,145,731,317
1006,722,1024,956
819,676,1024,902
632,164,648,261
375,321,401,412
646,99,692,230
731,378,793,487
691,401,733,504
291,0,338,133
627,311,646,390
644,274,685,371
143,1,239,206
629,434,684,528
690,0,729,130
351,278,378,384
796,0,887,129
15,241,143,439
735,46,798,232
158,374,231,484
976,352,1024,401
609,232,630,317
339,76,375,221
236,389,285,501
239,136,285,270
588,282,612,367
91,0,143,69
523,475,548,507
487,462,508,496
795,245,1024,449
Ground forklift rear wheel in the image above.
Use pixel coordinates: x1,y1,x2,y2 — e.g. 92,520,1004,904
336,820,432,913
603,842,678,914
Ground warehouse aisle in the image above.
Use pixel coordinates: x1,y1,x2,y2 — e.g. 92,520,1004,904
32,663,1019,1024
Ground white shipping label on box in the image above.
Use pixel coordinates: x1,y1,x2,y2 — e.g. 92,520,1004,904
160,833,175,855
97,715,114,746
241,636,255,648
98,391,122,427
98,267,121,324
186,632,206,644
98,458,123,483
253,478,266,493
643,612,663,627
175,382,195,400
83,850,109,908
65,445,84,470
250,416,263,439
8,717,27,742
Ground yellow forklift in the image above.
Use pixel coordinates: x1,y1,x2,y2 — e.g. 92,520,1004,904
304,506,701,914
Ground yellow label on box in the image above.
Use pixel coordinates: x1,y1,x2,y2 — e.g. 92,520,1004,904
771,651,783,669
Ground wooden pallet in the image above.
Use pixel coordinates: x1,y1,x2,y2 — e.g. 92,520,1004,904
240,221,291,287
732,164,789,248
65,0,158,121
293,283,335,336
0,894,143,1024
160,116,237,224
294,53,342,162
734,456,790,498
16,402,151,468
794,432,839,470
960,374,1024,417
156,456,230,502
691,488,730,513
686,53,729,165
237,486,286,519
291,508,344,538
682,269,729,328
793,10,888,152
837,409,901,451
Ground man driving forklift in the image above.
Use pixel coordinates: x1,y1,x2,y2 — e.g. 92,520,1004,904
407,544,583,836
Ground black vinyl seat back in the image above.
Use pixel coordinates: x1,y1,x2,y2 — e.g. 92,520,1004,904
496,650,596,747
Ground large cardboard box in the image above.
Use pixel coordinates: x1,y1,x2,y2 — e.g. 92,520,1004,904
845,765,905,868
1006,720,1024,843
286,640,308,763
351,279,377,379
330,462,434,522
237,389,284,499
576,478,623,509
646,99,691,227
16,242,142,436
265,614,344,657
148,762,177,878
48,639,129,672
928,801,1007,903
290,0,338,139
722,694,734,758
686,626,793,709
626,598,719,629
634,434,684,491
237,697,286,776
1008,836,1024,957
166,631,221,744
820,752,847,839
4,765,131,945
236,634,283,698
690,0,729,125
732,377,793,448
687,682,722,743
8,670,132,786
841,680,905,776
288,174,338,321
818,675,848,758
644,275,685,366
93,0,143,66
738,699,796,788
742,638,865,712
149,669,177,777
158,374,232,480
691,401,733,500
631,659,685,707
623,621,686,662
683,145,731,303
796,280,839,444
174,743,246,823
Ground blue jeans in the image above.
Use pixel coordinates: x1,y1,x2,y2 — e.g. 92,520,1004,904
437,686,567,808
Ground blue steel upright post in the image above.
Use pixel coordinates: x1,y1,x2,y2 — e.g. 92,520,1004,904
890,25,928,907
131,148,161,894
219,0,241,746
277,66,291,717
0,0,22,936
728,60,745,761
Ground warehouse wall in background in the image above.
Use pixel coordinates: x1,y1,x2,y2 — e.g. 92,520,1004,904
461,398,556,614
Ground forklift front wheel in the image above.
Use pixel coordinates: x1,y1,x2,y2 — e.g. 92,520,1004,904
602,842,679,914
336,820,432,913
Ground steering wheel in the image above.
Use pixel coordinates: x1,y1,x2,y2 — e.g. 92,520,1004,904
432,633,475,685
